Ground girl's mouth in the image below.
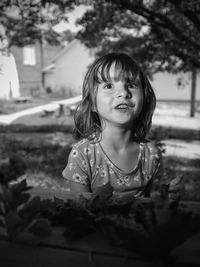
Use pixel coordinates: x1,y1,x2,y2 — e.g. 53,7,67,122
114,103,134,110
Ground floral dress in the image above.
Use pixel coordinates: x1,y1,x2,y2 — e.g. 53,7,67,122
62,139,161,195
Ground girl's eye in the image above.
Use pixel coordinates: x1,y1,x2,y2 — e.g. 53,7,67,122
104,83,113,89
127,83,139,90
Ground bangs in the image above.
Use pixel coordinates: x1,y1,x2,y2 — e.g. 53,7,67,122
94,56,141,85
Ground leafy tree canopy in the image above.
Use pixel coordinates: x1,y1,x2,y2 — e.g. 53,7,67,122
1,0,200,75
0,0,75,47
76,0,200,75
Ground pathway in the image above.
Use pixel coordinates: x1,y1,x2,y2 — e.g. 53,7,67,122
0,95,81,125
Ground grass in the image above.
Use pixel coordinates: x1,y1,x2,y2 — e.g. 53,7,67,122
0,97,199,201
0,132,73,190
0,129,199,202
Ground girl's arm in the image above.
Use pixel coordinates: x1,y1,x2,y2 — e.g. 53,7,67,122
65,179,89,193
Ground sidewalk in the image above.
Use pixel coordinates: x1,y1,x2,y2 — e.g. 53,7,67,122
0,95,81,125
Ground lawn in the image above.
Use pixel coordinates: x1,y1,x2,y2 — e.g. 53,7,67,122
0,96,199,201
0,127,199,202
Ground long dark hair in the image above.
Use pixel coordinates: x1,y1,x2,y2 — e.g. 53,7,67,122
73,53,156,141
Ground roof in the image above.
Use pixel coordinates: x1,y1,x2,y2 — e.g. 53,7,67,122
48,39,80,63
42,63,55,73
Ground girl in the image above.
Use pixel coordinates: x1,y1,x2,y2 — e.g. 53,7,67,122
62,53,161,196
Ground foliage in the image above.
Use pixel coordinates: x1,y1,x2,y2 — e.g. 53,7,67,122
0,161,54,241
0,130,199,200
76,0,200,74
0,0,75,46
0,168,200,261
1,1,200,73
0,134,71,178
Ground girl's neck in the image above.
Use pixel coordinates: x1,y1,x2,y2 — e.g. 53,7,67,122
100,125,134,152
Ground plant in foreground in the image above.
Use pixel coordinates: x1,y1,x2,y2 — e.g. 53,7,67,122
0,164,200,261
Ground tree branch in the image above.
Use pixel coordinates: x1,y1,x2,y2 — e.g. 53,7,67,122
165,0,200,32
120,0,200,51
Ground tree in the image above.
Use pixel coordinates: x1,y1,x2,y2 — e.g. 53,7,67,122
0,0,76,47
76,0,200,116
0,0,75,91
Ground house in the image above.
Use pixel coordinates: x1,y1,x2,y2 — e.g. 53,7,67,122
10,42,63,97
8,37,199,102
43,39,95,96
43,39,200,102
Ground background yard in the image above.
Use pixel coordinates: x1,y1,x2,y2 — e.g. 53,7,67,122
0,98,199,202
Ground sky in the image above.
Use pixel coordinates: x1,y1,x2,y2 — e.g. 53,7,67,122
53,5,90,33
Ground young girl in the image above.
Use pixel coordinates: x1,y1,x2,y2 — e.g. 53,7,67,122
62,53,161,196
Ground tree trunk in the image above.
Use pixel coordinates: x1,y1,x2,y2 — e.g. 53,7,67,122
190,67,197,117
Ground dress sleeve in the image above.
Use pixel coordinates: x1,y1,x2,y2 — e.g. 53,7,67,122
142,141,162,181
140,141,164,197
62,146,91,192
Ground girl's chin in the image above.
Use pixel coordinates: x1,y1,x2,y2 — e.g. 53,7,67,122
110,118,136,127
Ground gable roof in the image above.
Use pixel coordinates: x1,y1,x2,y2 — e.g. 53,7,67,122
49,39,80,63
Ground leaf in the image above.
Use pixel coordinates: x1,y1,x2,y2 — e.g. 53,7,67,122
29,218,52,237
0,202,5,216
92,182,113,200
5,210,23,240
10,192,30,210
0,231,9,241
89,183,113,211
10,179,32,194
20,197,55,221
53,197,65,206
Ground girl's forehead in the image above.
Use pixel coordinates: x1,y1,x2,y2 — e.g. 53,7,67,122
96,61,139,84
97,62,131,81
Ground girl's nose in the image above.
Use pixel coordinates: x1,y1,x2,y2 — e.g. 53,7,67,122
116,85,132,99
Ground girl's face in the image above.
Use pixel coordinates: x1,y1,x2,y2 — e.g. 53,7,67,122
95,63,144,128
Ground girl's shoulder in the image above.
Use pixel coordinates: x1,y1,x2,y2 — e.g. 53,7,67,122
140,139,161,158
73,138,89,149
72,138,97,155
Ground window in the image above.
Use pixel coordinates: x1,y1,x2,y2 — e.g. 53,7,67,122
23,45,36,65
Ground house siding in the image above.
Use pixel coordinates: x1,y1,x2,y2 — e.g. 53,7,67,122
10,43,62,96
152,71,200,101
44,40,95,96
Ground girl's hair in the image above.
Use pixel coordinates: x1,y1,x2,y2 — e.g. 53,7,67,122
73,52,156,141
